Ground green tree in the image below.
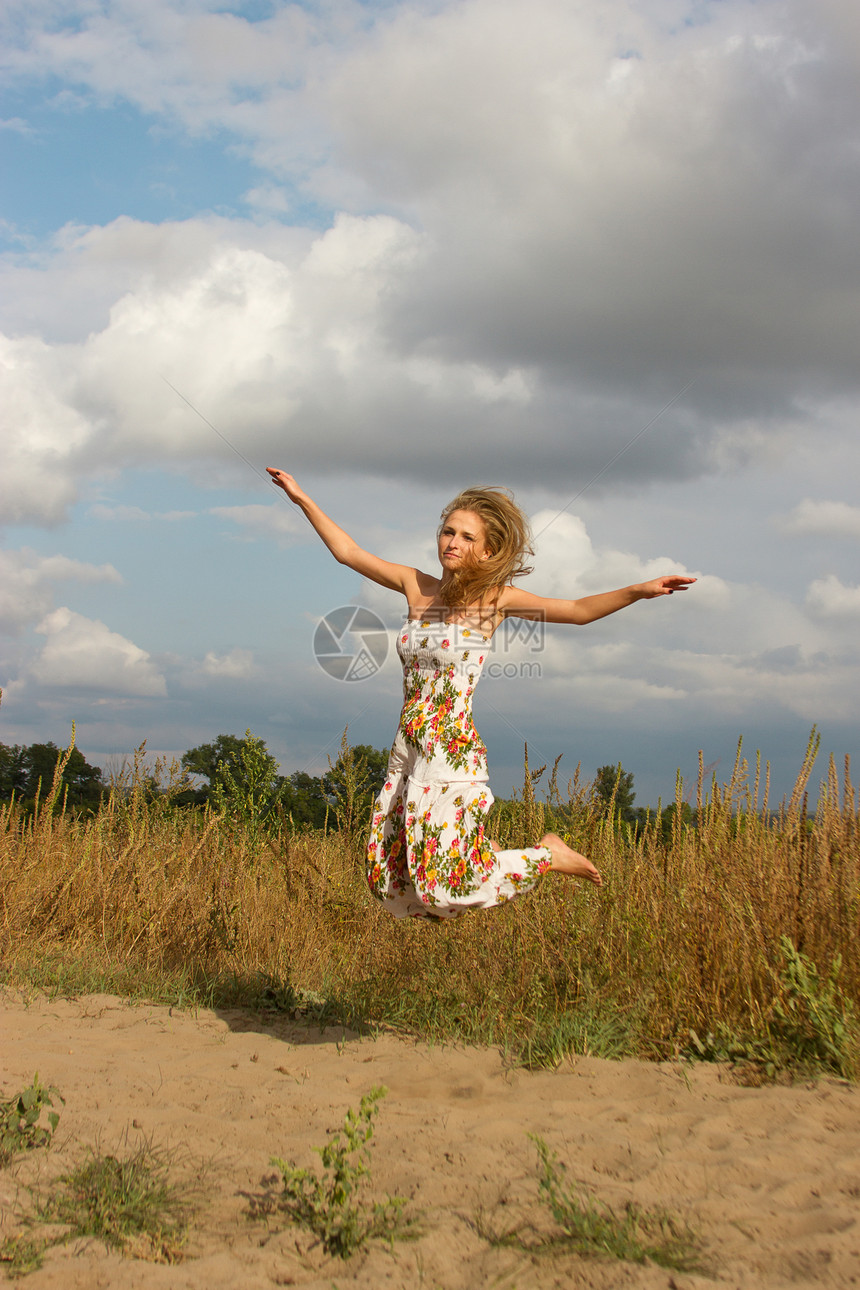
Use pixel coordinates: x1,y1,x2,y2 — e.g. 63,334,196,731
279,771,330,829
181,733,250,802
326,743,388,804
12,742,105,807
0,743,28,800
658,800,695,842
593,764,637,822
180,732,390,836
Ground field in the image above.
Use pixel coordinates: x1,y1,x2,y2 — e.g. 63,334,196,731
2,732,857,1073
1,733,859,1286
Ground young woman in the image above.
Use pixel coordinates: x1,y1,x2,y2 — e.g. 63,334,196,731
267,470,695,919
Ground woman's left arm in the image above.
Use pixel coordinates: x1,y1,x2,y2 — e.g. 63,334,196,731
498,575,696,625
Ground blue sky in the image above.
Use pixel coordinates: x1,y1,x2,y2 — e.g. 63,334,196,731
2,0,860,808
1,94,259,240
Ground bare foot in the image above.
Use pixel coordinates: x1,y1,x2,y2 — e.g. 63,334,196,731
539,833,602,886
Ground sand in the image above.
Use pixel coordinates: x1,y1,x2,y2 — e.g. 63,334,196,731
2,990,859,1289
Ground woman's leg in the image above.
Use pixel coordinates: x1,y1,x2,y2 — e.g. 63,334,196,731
483,831,601,886
538,832,602,885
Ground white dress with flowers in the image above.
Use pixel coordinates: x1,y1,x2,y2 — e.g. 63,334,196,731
366,618,552,919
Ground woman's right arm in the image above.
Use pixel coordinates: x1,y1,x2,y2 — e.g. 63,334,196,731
267,468,416,595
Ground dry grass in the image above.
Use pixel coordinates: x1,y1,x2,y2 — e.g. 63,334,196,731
1,732,857,1074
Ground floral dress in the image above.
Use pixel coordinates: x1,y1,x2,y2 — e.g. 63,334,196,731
366,618,552,919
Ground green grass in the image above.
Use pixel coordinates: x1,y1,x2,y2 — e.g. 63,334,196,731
514,1008,636,1069
480,1135,704,1272
1,953,216,1009
34,1139,188,1263
0,1234,48,1277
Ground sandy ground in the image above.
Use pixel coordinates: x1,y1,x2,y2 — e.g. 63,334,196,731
1,991,859,1289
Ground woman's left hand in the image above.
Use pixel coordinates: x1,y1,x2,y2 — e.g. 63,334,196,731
637,575,697,598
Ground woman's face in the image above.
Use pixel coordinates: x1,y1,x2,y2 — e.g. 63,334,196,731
437,509,490,571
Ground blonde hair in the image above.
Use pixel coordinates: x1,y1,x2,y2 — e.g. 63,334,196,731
438,486,534,609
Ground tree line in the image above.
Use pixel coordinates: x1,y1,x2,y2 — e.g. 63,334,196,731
0,733,691,836
0,731,390,830
179,731,389,830
0,741,104,807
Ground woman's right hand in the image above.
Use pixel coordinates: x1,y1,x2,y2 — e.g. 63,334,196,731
266,468,307,505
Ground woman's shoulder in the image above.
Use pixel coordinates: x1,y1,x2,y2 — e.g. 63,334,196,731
414,569,443,594
494,584,519,609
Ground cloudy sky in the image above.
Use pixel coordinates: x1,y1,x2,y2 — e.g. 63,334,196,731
2,0,859,807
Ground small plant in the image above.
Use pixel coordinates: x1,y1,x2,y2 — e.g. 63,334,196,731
36,1139,187,1262
268,1087,409,1258
684,1025,782,1084
684,939,859,1083
770,937,858,1078
481,1136,702,1271
0,1233,49,1277
1,1074,62,1166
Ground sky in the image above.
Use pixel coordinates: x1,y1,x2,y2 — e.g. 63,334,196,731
2,0,859,808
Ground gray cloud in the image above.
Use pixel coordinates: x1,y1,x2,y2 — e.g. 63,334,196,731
5,2,860,427
1,2,858,523
806,575,860,619
780,499,860,539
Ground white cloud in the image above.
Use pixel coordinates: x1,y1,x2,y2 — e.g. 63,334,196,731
3,212,575,523
0,548,122,634
496,627,859,727
1,1,335,144
780,499,860,539
806,575,860,618
243,185,292,215
0,334,95,523
211,503,304,542
360,506,851,724
167,647,261,692
200,648,257,679
87,503,151,522
87,504,195,521
529,510,697,596
490,501,860,726
0,214,314,341
29,607,167,696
